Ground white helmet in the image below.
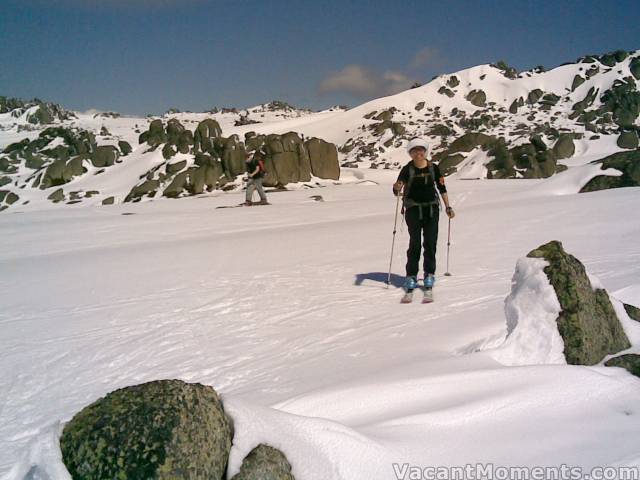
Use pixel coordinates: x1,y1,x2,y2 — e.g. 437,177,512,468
406,137,430,155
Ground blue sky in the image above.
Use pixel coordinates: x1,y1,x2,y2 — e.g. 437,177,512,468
1,0,638,115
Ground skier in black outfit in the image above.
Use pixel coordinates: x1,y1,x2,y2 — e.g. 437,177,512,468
393,138,455,292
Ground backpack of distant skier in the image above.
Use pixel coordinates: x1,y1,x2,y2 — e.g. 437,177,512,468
257,158,267,176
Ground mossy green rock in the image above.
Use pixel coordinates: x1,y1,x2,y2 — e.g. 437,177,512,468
438,154,465,176
624,303,640,322
102,196,115,205
428,124,452,136
446,133,496,155
163,171,189,198
527,240,630,365
60,379,233,480
527,89,544,104
166,119,185,145
166,160,187,175
194,119,222,153
0,190,19,205
91,146,119,168
125,179,160,201
605,354,640,378
466,89,486,107
552,134,575,159
162,144,176,160
140,120,167,147
47,188,65,203
6,191,19,204
630,58,640,80
617,131,639,150
305,137,340,181
438,86,454,98
231,444,295,480
571,75,586,92
600,78,640,128
221,135,247,178
118,141,132,156
509,97,524,114
580,150,640,193
0,176,11,187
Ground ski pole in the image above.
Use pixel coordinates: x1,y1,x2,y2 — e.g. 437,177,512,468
444,216,452,276
387,191,402,288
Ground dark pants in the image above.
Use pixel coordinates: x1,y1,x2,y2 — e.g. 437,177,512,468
405,205,439,277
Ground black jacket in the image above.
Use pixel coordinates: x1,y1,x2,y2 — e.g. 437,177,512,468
394,161,447,203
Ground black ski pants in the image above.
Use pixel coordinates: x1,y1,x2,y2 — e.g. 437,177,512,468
405,205,439,278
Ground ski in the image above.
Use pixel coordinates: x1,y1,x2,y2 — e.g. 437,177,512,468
216,202,271,209
400,290,414,304
422,287,434,303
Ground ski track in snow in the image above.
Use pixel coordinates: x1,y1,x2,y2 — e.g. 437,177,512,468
1,170,640,479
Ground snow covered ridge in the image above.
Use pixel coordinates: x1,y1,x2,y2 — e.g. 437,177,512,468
334,49,640,176
1,48,639,213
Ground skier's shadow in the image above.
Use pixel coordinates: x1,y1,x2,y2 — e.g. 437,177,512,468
354,272,404,289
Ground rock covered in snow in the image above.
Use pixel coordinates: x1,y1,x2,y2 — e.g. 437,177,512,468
526,240,630,365
494,240,632,366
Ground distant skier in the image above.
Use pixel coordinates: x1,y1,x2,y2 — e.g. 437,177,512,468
393,138,455,297
245,150,269,206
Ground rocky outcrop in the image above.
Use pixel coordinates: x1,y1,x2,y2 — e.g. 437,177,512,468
231,444,295,480
526,241,630,365
60,379,233,480
139,119,167,147
580,150,640,193
605,354,640,378
0,126,130,204
127,121,339,202
0,96,75,124
486,138,559,179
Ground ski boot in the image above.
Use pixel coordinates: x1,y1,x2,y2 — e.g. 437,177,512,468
401,276,418,304
423,274,435,303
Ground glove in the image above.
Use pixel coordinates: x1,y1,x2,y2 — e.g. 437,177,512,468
446,206,455,218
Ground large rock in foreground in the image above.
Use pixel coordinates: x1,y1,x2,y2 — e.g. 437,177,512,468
60,379,233,480
231,444,295,480
526,240,630,365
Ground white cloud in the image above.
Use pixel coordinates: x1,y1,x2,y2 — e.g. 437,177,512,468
318,65,415,99
318,46,439,99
